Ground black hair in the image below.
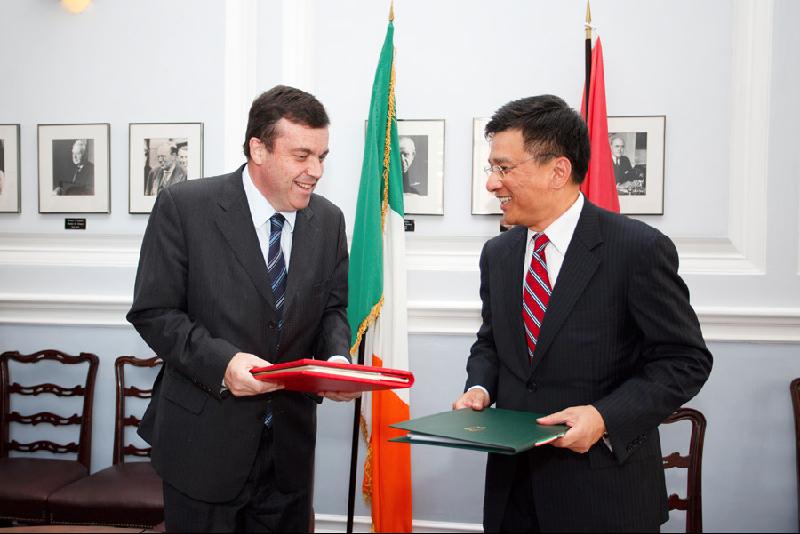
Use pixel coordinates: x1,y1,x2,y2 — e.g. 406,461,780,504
243,85,330,158
485,94,590,184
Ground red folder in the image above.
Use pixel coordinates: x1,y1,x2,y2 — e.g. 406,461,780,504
250,358,414,393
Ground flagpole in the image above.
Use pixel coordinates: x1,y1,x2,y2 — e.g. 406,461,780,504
346,337,366,533
347,0,396,534
584,0,592,123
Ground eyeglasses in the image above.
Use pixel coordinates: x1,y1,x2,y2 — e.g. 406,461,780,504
483,153,558,179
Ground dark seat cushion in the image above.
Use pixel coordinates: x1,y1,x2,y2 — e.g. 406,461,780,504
0,457,88,521
48,461,163,528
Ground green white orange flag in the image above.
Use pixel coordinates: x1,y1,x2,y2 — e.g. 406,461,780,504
346,10,412,534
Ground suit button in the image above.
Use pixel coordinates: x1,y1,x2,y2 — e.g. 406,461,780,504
268,321,277,330
526,380,537,393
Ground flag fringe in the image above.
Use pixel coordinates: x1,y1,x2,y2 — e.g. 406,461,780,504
360,413,373,504
348,48,397,357
349,296,384,357
380,54,396,232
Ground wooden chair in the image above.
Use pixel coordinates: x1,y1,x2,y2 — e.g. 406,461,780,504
0,349,99,524
662,407,707,533
791,378,800,533
49,356,164,528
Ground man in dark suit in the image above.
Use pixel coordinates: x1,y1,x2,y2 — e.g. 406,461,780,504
128,85,360,532
145,141,186,196
453,95,712,532
611,135,636,194
54,139,94,196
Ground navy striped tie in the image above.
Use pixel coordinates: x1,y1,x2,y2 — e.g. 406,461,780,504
267,213,287,331
264,213,286,429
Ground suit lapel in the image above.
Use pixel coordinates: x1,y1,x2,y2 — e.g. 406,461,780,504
497,227,533,382
214,169,277,310
532,201,603,372
283,203,320,313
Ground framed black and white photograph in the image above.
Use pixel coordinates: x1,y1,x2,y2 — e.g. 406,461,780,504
608,116,665,215
129,122,203,213
471,117,501,215
38,123,110,213
0,124,21,213
397,119,444,215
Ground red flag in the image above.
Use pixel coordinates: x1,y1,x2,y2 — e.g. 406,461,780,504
580,37,620,213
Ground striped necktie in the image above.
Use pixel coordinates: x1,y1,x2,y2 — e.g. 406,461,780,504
267,213,287,331
522,233,551,362
264,213,287,429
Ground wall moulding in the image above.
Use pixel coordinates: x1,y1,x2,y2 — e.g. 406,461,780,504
0,233,770,275
0,292,797,344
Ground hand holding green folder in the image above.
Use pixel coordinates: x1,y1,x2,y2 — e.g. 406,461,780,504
389,408,569,455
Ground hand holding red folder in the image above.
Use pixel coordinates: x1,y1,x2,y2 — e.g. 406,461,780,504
251,358,414,394
225,352,284,397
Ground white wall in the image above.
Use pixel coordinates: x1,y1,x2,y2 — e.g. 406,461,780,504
1,0,799,532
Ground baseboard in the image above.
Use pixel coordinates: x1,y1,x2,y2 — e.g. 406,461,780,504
313,513,482,533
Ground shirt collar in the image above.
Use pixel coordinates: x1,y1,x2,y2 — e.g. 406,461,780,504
242,165,296,233
528,193,584,255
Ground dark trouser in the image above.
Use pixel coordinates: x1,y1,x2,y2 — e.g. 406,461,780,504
498,453,540,533
163,427,311,533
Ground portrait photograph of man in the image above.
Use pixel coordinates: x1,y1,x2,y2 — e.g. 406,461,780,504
396,119,445,215
52,138,94,196
609,131,647,196
144,137,188,196
399,134,428,196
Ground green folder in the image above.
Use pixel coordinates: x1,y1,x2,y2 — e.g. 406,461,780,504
389,408,569,455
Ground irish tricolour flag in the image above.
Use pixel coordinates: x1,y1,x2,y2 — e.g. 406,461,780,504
346,14,412,534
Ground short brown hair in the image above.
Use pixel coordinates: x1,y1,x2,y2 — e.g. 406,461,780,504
242,85,330,158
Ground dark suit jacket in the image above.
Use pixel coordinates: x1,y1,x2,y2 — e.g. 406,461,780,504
613,155,633,185
59,161,94,195
466,200,712,532
146,164,186,195
127,166,351,510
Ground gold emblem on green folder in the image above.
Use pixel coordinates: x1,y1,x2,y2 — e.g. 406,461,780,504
389,408,569,455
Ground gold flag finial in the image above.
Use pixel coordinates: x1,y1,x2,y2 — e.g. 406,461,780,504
585,0,592,39
389,0,395,22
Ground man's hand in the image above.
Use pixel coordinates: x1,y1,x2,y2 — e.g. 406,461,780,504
452,388,490,411
224,352,284,397
319,391,362,402
537,405,606,453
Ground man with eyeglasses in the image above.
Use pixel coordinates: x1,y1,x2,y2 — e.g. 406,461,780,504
452,94,712,532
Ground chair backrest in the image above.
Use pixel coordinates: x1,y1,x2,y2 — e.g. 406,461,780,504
0,349,99,470
791,378,800,533
662,407,707,534
113,356,162,465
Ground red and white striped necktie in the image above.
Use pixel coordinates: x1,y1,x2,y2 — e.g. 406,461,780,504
522,233,551,362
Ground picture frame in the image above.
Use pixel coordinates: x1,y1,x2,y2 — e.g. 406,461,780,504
38,123,110,213
397,119,445,215
129,122,204,213
471,117,501,215
0,124,21,213
607,115,666,215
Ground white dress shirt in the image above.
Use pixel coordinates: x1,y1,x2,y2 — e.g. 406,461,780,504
243,165,297,271
523,193,584,290
470,193,584,397
242,166,348,365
